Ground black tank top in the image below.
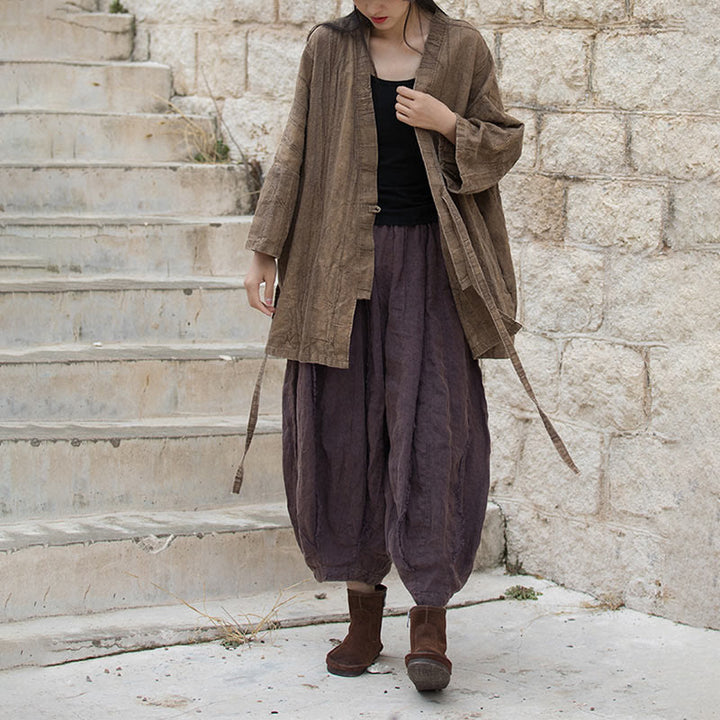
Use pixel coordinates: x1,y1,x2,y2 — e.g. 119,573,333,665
370,75,438,226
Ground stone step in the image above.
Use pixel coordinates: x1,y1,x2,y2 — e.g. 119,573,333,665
0,60,171,113
0,163,251,216
0,555,510,671
0,216,252,277
0,415,285,521
1,0,98,25
0,255,47,276
0,111,217,163
0,276,270,346
0,500,506,627
0,342,284,422
0,502,311,623
0,12,133,62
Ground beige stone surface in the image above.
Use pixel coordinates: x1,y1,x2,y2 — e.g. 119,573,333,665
606,434,690,520
632,0,686,22
197,30,247,98
485,407,527,494
499,28,590,106
565,180,664,251
0,112,212,163
279,0,339,24
149,25,197,95
544,0,626,23
465,0,541,24
131,22,150,61
500,173,566,243
440,0,467,19
520,243,604,333
502,502,668,615
339,0,355,16
123,0,273,24
660,487,720,628
559,339,647,431
0,283,265,346
539,111,626,175
0,60,171,114
631,115,720,179
168,94,218,118
0,12,133,62
223,94,292,167
594,30,720,111
667,180,720,247
605,252,720,343
647,343,720,441
508,107,537,171
633,0,720,32
247,28,306,99
0,357,285,421
483,331,560,414
1,432,285,520
0,517,309,621
513,419,605,515
1,165,251,217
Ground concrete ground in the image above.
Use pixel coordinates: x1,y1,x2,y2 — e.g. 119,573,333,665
0,569,717,720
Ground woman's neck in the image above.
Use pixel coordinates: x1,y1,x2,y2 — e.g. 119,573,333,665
366,6,432,80
369,5,429,46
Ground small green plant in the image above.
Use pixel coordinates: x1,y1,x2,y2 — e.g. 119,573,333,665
194,139,230,163
109,1,129,13
504,584,543,601
505,557,525,575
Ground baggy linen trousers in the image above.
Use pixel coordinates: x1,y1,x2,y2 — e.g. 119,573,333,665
281,221,491,607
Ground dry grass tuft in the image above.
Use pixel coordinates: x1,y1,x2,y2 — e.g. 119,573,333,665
161,97,231,164
582,592,625,612
147,69,265,211
125,571,302,648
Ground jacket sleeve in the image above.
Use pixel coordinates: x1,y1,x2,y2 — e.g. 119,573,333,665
244,32,317,258
437,33,524,195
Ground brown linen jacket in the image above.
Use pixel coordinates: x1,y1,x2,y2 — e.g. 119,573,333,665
239,10,579,482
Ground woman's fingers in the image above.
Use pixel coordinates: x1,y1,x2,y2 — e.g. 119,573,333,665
395,87,457,142
395,85,416,120
244,252,277,317
396,85,416,99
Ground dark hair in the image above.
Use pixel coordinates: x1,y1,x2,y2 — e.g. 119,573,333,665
310,1,444,54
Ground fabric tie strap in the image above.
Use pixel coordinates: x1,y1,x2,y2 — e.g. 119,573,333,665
232,353,268,494
449,207,580,475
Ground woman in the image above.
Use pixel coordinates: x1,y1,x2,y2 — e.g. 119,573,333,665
239,0,577,692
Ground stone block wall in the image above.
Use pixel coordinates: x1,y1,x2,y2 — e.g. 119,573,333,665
111,0,720,629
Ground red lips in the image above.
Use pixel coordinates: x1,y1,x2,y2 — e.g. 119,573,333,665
371,16,388,23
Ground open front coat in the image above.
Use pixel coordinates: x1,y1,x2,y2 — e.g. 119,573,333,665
247,11,522,365
242,10,579,476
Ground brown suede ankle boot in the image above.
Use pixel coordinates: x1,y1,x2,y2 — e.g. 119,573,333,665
405,605,452,691
326,584,386,677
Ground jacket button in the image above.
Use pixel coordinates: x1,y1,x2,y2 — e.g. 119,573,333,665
371,205,381,214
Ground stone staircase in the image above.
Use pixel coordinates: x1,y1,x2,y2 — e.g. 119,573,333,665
0,0,506,671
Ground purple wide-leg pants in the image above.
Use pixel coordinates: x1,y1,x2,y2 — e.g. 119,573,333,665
281,222,491,606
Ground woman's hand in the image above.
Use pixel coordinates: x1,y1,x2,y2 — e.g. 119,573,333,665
244,251,277,317
395,86,457,144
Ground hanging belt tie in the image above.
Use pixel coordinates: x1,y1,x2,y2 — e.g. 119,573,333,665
448,198,580,475
232,353,268,494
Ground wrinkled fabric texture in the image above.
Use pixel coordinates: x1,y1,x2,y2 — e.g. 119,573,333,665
246,11,524,368
282,223,491,606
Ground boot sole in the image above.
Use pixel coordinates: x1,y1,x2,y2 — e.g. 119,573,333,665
326,651,381,677
326,663,368,677
406,658,451,691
